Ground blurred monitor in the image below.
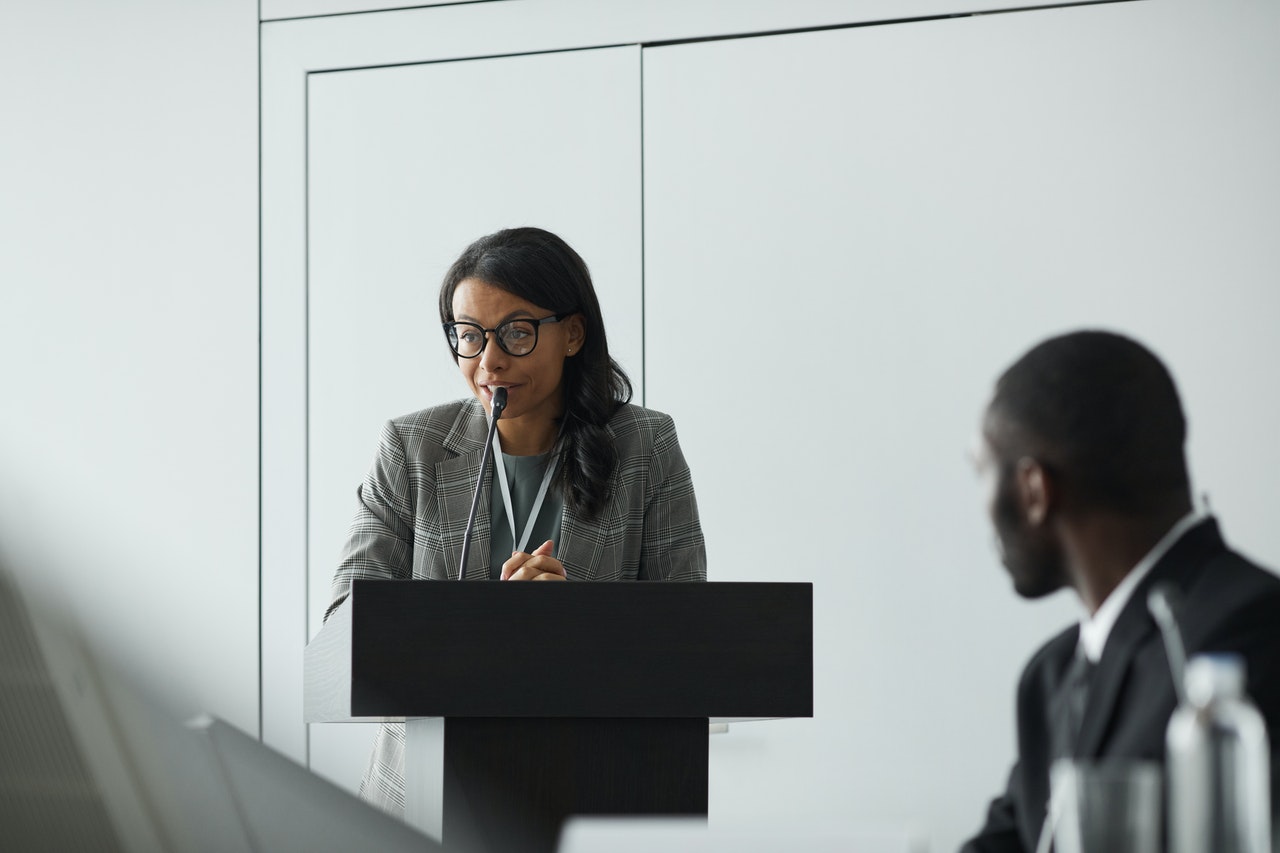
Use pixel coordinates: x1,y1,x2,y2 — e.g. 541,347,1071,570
0,567,435,853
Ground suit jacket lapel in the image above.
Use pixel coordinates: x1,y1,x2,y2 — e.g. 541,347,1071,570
1076,519,1226,755
1076,604,1156,756
435,401,492,580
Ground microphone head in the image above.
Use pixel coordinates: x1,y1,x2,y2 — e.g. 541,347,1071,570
490,386,508,417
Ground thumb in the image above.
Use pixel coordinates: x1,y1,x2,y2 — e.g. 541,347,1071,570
532,539,555,557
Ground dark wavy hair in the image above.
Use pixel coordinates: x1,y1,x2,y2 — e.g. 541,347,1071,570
438,227,633,518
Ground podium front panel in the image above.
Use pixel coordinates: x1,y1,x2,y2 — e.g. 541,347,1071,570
348,581,812,720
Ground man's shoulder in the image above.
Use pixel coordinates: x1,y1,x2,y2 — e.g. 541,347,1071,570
1170,518,1279,595
1182,542,1280,642
1204,544,1280,591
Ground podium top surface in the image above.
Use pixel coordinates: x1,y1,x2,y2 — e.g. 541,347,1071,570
306,581,812,722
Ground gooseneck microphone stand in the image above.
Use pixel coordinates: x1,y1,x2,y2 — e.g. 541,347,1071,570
456,387,507,580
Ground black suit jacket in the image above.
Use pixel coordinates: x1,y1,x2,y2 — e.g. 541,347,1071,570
961,519,1280,853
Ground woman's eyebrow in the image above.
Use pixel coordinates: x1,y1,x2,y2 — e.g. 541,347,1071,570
455,309,537,324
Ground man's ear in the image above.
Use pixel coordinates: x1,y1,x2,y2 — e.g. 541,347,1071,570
1015,457,1054,527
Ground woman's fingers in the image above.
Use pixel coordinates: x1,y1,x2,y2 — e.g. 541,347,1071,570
507,567,566,581
500,550,525,580
523,554,566,578
508,556,567,580
502,541,566,580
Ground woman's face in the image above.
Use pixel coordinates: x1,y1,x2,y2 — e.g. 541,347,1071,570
450,277,585,430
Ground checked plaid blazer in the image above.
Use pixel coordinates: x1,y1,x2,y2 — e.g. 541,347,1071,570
325,397,707,814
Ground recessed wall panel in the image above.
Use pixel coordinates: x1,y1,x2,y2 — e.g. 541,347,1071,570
305,45,642,793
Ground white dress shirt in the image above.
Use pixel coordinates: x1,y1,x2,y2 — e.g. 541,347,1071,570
1077,511,1205,664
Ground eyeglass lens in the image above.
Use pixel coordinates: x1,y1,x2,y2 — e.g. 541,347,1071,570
448,320,540,357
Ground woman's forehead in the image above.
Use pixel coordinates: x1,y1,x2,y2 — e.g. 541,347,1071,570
452,278,550,320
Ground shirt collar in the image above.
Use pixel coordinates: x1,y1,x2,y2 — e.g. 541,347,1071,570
1077,510,1204,663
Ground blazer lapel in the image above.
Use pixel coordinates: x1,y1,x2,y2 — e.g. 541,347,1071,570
556,504,580,579
435,401,492,581
555,466,634,581
1076,518,1226,755
557,501,598,580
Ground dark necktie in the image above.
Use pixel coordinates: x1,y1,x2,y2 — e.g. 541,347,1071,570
1053,648,1096,759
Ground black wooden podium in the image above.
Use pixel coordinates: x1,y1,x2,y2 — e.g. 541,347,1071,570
305,581,812,853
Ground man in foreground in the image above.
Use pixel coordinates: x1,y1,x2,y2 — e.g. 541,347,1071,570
962,330,1280,852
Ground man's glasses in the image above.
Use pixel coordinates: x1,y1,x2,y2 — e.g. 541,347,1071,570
443,313,571,358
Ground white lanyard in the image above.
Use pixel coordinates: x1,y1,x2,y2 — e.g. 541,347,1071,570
491,431,559,555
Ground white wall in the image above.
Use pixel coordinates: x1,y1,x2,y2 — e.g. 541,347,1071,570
0,0,259,732
641,3,1280,848
3,0,1277,850
264,3,1280,852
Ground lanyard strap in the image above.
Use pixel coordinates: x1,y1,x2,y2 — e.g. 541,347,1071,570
491,431,559,555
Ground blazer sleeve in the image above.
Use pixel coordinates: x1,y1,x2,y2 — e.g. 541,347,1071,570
325,420,417,619
960,630,1071,853
959,766,1031,853
637,413,707,582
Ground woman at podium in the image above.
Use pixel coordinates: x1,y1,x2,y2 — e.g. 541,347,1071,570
325,226,707,815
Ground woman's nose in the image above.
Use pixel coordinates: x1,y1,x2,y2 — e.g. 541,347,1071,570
478,332,508,371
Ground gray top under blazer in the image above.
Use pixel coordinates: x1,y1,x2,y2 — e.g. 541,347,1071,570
326,398,707,814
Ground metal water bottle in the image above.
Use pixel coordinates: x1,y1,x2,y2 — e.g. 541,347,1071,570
1167,653,1271,853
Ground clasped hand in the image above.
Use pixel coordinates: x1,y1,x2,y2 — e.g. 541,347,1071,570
501,539,566,581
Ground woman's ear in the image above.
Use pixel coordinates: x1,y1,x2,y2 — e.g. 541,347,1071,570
565,315,586,355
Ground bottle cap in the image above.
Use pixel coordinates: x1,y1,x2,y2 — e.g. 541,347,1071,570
1184,653,1246,706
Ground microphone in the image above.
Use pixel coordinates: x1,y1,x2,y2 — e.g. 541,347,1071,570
489,386,508,419
456,387,507,580
1147,582,1189,705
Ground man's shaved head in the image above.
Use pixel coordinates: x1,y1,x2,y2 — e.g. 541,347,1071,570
986,330,1190,515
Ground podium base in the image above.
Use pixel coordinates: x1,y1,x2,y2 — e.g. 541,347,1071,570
409,717,709,853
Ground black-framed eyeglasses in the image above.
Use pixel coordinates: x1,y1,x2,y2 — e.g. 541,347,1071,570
443,313,571,358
